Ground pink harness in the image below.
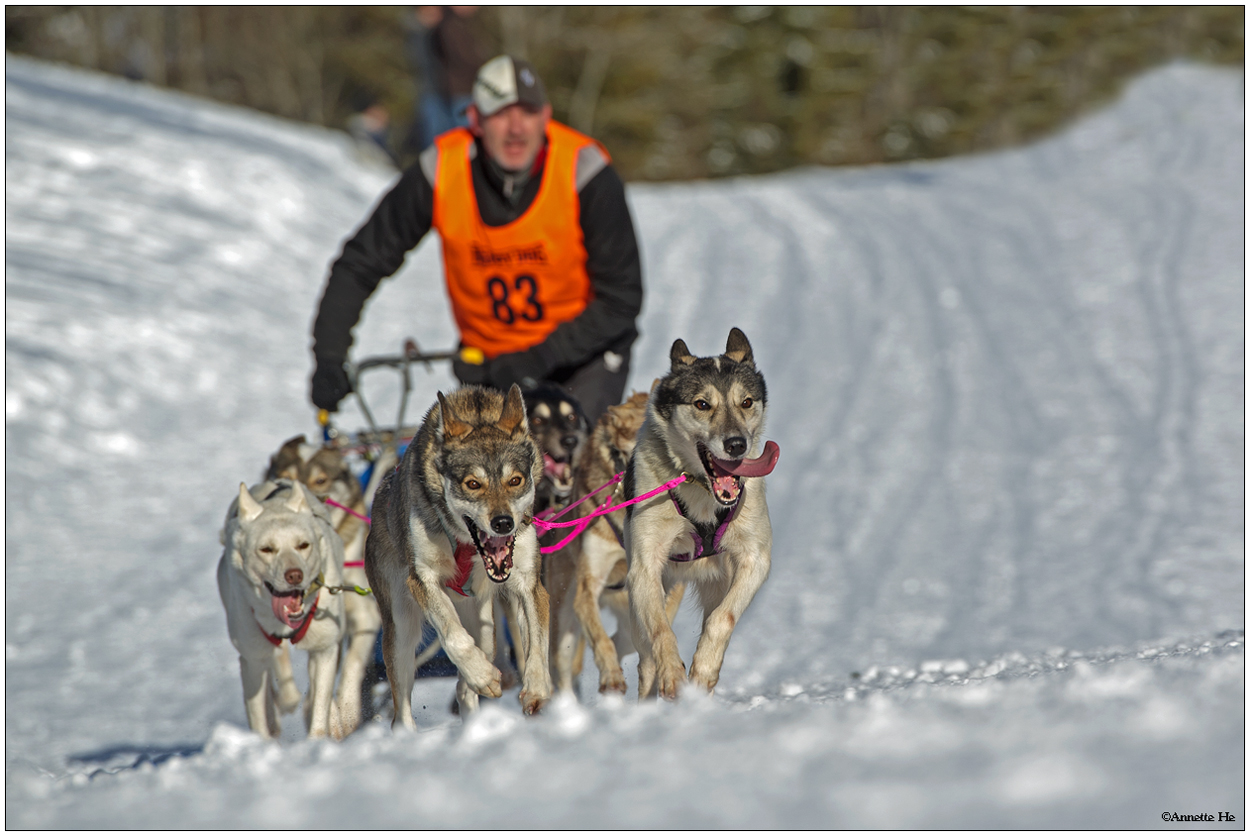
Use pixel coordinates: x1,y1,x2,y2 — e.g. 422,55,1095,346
321,438,779,575
531,474,690,554
668,492,739,562
324,497,368,568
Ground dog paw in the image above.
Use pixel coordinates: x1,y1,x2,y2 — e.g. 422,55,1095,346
518,689,548,716
330,701,359,740
687,668,718,694
656,657,687,701
599,669,628,694
461,655,503,699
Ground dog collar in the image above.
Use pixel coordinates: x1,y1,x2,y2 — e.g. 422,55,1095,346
258,597,320,646
257,573,324,646
668,490,738,562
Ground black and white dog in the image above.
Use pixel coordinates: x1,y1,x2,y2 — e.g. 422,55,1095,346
625,328,779,700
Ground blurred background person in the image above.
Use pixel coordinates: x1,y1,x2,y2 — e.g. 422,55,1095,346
347,90,398,168
405,6,484,154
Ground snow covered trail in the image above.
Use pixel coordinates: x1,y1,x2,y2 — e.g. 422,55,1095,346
12,635,1245,829
5,55,1244,827
626,65,1245,684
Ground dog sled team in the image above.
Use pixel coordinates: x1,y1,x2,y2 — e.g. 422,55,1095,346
217,56,781,738
217,328,779,739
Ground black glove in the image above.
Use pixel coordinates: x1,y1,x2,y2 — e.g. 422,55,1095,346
486,349,551,392
310,358,352,412
452,353,491,386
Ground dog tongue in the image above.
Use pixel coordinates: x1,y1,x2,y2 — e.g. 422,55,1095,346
543,454,570,483
709,440,780,478
270,591,304,628
483,535,512,565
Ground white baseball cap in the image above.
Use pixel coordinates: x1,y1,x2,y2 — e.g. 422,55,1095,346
473,55,548,117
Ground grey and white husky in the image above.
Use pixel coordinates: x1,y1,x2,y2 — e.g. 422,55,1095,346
217,480,347,738
365,385,552,727
625,328,779,700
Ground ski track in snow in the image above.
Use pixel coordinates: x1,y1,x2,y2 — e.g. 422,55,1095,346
5,56,1244,827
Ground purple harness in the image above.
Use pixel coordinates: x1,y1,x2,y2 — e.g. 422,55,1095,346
668,490,739,562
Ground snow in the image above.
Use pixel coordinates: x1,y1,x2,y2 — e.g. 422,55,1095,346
5,54,1244,827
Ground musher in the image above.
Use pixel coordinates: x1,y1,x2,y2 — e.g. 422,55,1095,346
310,55,643,423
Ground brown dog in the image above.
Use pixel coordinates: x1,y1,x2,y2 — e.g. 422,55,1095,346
549,390,685,695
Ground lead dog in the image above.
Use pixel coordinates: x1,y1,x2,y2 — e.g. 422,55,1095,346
481,383,589,691
266,436,381,733
217,479,347,738
365,385,552,727
626,328,780,699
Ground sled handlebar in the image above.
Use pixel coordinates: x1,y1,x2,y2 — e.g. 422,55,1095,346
353,343,484,374
319,339,486,445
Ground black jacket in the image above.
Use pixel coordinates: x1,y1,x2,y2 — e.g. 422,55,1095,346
311,133,643,380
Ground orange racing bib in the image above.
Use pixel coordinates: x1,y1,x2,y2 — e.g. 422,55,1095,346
432,122,605,359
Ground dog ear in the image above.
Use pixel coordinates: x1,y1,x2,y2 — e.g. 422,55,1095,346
724,327,754,366
267,435,306,479
670,339,696,368
297,441,319,463
498,383,528,438
238,483,264,523
437,392,473,440
605,404,622,432
285,484,310,514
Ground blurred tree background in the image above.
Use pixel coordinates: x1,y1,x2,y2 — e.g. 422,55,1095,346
6,6,1243,181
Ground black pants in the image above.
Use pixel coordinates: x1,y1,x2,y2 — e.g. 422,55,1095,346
549,350,631,424
454,349,632,424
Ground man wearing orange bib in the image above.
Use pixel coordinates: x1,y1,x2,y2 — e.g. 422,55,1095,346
310,55,642,422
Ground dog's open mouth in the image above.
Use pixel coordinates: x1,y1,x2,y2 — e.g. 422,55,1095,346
698,440,781,506
464,517,514,583
699,444,743,505
265,581,307,629
542,453,575,496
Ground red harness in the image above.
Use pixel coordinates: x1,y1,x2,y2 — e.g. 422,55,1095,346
258,597,319,646
447,542,477,597
324,491,477,597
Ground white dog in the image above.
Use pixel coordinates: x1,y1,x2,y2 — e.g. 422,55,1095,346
217,479,346,738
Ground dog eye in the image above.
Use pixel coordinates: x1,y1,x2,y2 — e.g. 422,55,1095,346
297,542,311,551
259,546,276,554
694,399,711,411
741,397,753,409
508,474,524,487
465,479,482,490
